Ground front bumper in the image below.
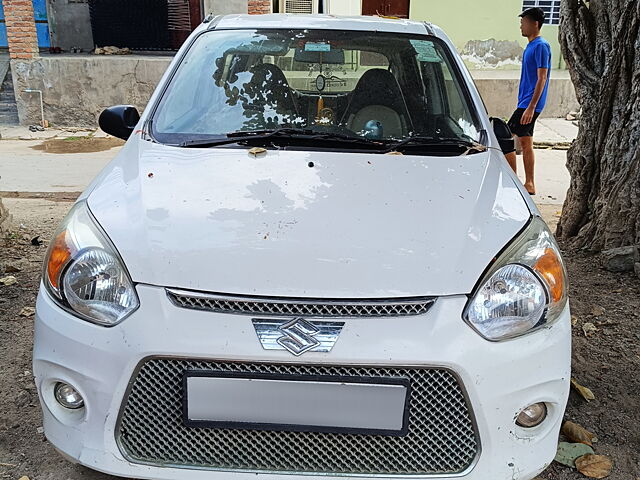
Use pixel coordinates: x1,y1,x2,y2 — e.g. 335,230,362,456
33,284,571,480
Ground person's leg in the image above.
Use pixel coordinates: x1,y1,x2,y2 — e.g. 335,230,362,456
505,110,523,175
520,135,535,194
505,144,517,174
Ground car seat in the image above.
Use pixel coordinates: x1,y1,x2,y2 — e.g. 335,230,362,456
341,69,411,139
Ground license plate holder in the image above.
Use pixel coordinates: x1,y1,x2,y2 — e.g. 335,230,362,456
183,370,410,436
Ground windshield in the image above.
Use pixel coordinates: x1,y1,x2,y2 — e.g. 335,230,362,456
152,29,483,147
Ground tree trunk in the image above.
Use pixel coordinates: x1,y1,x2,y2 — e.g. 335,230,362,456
557,0,640,251
0,198,9,234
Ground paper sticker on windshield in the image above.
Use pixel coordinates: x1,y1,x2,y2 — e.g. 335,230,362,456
410,40,441,63
305,42,331,52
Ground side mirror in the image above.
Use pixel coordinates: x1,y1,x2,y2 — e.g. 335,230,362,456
490,117,515,155
99,105,140,141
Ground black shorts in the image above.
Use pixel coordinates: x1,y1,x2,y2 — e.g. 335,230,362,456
507,108,541,138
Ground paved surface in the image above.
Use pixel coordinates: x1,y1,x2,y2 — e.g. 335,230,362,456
514,148,569,205
536,118,579,144
0,125,108,141
0,139,118,192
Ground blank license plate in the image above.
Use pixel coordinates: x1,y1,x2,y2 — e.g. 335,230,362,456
183,371,410,436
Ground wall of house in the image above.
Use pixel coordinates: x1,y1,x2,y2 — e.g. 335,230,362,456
11,55,172,126
473,70,577,119
3,0,40,59
203,0,248,16
328,0,361,16
248,0,270,14
410,0,565,70
46,0,93,51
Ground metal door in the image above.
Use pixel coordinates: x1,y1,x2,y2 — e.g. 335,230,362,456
167,0,201,49
362,0,409,18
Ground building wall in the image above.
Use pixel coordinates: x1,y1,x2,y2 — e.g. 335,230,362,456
11,55,171,126
473,71,577,119
250,0,361,15
248,0,270,14
46,0,94,51
3,0,40,59
410,0,565,70
203,0,248,16
328,0,360,16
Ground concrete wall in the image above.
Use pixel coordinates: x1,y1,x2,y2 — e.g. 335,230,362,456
472,71,578,119
11,55,171,127
46,0,94,52
10,55,577,128
410,0,566,70
328,0,361,16
204,0,248,16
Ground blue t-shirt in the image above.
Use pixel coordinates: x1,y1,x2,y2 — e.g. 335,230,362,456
518,36,552,112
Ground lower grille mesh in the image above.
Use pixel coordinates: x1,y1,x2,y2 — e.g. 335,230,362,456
117,358,479,476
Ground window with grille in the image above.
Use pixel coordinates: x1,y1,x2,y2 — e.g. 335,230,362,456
282,0,314,13
277,0,328,14
522,0,561,25
167,0,191,32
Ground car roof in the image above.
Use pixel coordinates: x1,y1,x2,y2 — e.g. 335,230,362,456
210,14,435,36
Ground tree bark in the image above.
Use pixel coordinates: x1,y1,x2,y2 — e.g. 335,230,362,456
558,0,640,251
0,198,9,234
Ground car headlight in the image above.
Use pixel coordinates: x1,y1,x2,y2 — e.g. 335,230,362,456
43,201,139,326
464,216,567,341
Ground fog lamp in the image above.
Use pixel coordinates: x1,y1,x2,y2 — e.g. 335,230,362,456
54,382,84,409
516,402,547,428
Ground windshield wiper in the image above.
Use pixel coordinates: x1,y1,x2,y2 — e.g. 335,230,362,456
179,129,484,153
179,128,303,148
385,136,487,154
179,128,382,149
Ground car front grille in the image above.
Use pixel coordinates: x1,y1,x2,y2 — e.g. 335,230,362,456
117,358,479,476
166,289,436,318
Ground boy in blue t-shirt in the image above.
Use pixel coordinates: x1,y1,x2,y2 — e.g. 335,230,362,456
505,7,552,195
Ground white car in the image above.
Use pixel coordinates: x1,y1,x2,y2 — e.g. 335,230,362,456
34,14,570,480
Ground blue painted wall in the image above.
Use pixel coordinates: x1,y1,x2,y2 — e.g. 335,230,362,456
0,2,7,48
33,0,50,47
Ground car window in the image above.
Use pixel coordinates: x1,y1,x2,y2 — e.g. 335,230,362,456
152,29,482,145
260,49,389,95
414,40,480,141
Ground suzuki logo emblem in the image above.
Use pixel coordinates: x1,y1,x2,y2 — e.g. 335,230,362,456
252,318,345,356
276,318,321,356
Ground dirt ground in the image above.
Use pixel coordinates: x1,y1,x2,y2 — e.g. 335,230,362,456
0,198,638,480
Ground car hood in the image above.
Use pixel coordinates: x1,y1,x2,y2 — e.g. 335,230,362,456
87,140,531,298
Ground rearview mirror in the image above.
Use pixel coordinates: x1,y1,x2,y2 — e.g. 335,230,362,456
490,117,515,155
99,105,140,141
